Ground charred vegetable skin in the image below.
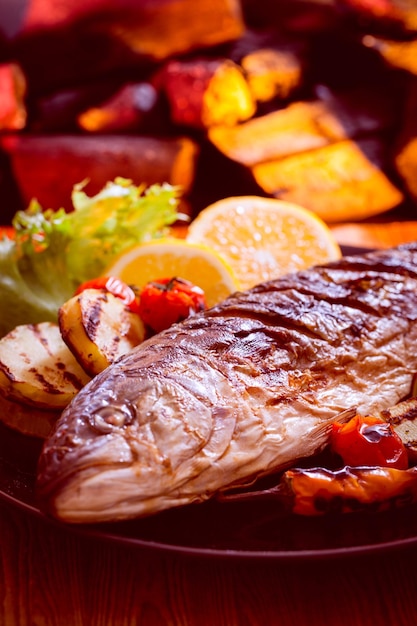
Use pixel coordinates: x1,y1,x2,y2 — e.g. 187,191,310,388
220,466,417,515
59,288,145,377
288,466,417,515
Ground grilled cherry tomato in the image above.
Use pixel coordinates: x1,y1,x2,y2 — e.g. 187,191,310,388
138,277,207,333
330,414,408,470
75,276,140,313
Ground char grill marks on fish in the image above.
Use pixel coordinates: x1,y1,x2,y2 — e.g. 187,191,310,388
36,244,417,523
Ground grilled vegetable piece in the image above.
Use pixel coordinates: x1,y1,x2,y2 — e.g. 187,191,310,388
340,0,417,33
251,138,404,223
77,82,163,134
138,277,207,333
0,62,27,131
240,47,304,103
59,289,146,377
375,397,417,464
0,321,90,409
330,413,408,469
366,37,417,75
219,466,417,516
288,464,417,515
162,58,256,129
208,90,395,167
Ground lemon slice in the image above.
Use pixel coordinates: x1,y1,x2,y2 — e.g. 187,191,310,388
187,196,341,289
104,238,240,307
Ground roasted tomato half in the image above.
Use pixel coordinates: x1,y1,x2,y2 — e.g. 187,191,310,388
138,277,207,333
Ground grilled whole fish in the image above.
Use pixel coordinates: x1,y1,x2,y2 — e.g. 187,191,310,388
37,244,417,523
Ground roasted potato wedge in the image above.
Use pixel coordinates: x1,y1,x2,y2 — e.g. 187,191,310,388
0,321,91,409
59,289,146,377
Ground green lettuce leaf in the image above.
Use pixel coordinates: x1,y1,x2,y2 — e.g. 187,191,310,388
0,178,183,337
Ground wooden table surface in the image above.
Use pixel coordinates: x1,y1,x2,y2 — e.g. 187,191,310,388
2,499,417,626
2,208,417,626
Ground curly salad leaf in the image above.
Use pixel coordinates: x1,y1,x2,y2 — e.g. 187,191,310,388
0,178,183,337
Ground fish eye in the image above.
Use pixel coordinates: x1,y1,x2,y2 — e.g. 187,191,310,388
88,401,136,434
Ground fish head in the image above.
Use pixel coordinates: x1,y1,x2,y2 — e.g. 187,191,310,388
36,363,227,523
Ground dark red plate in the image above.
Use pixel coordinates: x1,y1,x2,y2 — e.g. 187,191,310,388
3,245,417,560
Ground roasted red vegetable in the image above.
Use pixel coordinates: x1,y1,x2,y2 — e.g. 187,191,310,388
138,277,207,333
285,466,417,515
330,414,408,470
219,466,417,515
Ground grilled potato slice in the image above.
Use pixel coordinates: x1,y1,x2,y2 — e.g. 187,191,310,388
0,392,59,438
0,321,91,409
59,289,146,377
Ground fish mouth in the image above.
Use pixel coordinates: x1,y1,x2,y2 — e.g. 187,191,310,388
36,430,192,523
36,432,136,521
36,430,212,524
41,464,195,524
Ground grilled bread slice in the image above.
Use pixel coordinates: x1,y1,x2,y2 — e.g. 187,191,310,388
0,321,91,409
59,289,146,377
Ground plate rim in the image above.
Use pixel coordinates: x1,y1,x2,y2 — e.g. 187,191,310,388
3,485,417,561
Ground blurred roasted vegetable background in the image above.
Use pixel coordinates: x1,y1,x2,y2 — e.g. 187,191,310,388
0,0,417,227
